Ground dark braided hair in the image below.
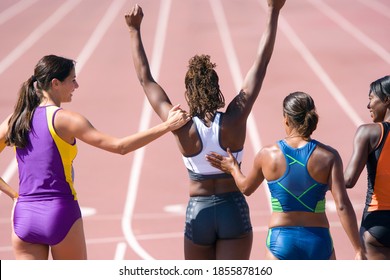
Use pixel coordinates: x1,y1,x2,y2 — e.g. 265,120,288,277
283,91,319,138
184,55,225,121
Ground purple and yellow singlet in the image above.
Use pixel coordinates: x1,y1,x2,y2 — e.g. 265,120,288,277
13,106,81,245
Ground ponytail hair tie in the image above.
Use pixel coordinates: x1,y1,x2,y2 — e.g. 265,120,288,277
31,75,37,82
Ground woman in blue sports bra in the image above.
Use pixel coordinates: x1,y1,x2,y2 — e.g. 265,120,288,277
207,91,366,260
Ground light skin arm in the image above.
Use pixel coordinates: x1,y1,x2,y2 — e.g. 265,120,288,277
0,115,19,200
206,148,265,195
329,149,366,260
344,124,381,188
125,4,172,121
55,104,189,155
225,0,285,121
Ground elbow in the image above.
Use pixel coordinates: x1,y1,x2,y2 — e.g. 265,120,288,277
241,186,254,196
137,73,154,88
344,177,355,189
336,203,347,213
138,77,147,88
113,142,130,156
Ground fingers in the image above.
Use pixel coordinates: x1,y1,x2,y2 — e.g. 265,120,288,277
205,154,222,169
125,4,143,20
226,147,234,157
169,104,190,122
170,104,181,111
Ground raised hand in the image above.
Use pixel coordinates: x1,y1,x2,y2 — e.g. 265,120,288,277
268,0,286,10
124,4,144,31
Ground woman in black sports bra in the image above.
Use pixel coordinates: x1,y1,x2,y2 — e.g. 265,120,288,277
344,75,390,259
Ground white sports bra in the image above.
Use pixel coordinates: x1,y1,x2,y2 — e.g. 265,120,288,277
182,112,243,181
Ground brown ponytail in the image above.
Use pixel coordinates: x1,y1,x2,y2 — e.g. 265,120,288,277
5,55,75,148
283,91,318,138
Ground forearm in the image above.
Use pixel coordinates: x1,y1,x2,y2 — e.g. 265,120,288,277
242,7,280,103
0,177,18,200
231,167,254,195
118,122,171,155
257,8,281,73
337,204,364,254
129,28,154,86
128,28,172,119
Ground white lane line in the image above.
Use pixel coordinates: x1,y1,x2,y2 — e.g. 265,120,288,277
0,0,39,26
0,158,17,184
308,0,390,65
0,0,82,75
114,242,127,260
121,0,172,260
257,0,364,127
357,0,390,19
75,0,127,73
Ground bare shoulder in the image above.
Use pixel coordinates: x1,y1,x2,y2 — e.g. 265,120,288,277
257,143,282,160
312,140,341,163
355,122,382,141
54,108,88,127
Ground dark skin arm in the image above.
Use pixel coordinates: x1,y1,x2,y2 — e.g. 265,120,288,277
206,147,265,195
125,5,193,154
344,123,381,188
222,0,285,149
125,5,172,121
328,147,366,260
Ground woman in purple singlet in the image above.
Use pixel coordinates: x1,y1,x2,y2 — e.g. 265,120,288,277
0,55,189,259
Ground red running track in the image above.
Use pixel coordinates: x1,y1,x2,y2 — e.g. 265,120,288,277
0,0,389,260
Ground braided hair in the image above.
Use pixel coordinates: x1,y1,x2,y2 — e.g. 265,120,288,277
184,55,225,121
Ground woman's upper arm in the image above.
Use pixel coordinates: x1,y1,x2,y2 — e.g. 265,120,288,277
142,80,173,121
55,110,118,152
241,149,266,195
344,124,380,188
329,150,348,205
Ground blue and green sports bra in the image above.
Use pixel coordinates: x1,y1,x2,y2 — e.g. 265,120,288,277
267,139,328,213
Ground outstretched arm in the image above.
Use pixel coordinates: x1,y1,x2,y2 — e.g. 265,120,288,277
226,0,285,121
55,105,189,155
125,4,172,121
